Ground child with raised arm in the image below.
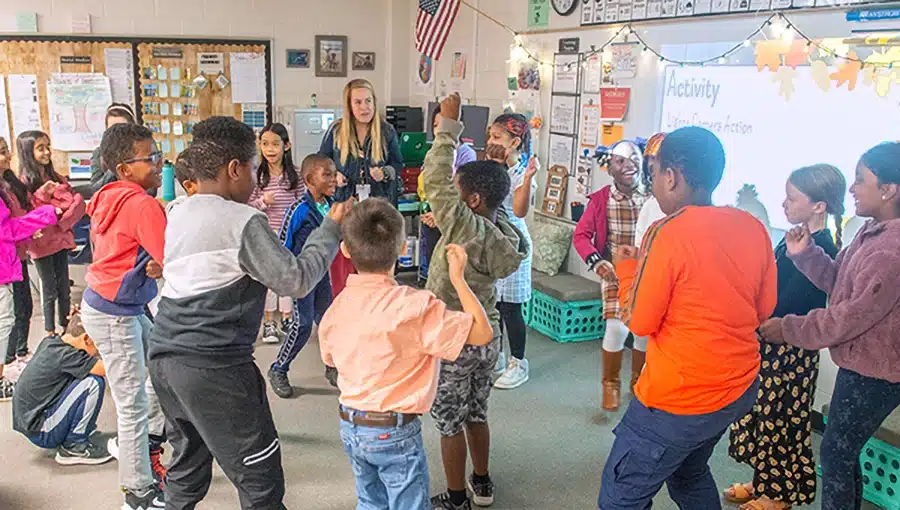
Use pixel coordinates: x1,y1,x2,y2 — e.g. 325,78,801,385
599,126,777,509
319,198,494,510
148,117,347,510
424,94,527,510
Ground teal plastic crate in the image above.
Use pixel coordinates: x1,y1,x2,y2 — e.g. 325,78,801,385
817,419,900,510
526,289,604,343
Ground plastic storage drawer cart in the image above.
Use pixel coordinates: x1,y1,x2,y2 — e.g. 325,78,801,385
527,272,605,344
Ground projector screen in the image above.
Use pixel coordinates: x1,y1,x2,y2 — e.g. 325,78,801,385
659,65,900,230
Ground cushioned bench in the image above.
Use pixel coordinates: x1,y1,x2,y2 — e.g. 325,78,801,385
531,270,603,302
527,270,605,343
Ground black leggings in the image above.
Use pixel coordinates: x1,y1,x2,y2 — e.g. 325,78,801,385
5,261,32,364
498,301,527,360
33,250,71,333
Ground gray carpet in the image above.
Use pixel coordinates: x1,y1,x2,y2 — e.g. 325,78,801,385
0,272,877,509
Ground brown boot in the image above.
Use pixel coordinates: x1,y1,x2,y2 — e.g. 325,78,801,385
602,349,623,411
630,349,646,394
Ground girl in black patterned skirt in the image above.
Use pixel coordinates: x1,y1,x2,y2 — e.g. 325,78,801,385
725,164,847,510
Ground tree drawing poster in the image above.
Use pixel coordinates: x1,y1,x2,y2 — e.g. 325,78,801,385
47,73,112,151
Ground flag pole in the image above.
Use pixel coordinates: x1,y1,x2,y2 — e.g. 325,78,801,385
459,0,518,36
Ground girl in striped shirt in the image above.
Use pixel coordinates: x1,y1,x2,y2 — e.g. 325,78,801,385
247,123,305,343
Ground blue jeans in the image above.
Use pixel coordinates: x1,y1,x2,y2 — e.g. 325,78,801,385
271,277,331,373
339,413,430,510
599,381,758,510
821,368,900,510
28,375,105,448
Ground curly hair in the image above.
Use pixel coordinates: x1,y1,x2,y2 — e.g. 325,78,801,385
456,160,511,212
658,126,725,193
189,117,257,181
99,123,155,176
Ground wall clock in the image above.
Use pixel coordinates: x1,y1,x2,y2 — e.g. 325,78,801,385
552,0,579,16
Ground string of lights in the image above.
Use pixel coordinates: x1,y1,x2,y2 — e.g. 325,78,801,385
490,8,900,70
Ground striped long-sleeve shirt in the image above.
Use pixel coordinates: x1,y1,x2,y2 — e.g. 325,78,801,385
247,173,305,231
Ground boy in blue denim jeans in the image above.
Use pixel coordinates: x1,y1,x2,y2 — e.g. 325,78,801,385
318,198,495,510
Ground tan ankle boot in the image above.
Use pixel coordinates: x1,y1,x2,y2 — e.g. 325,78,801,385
630,349,647,394
602,349,623,411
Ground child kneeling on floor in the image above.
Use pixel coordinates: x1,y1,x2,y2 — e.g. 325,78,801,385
12,312,112,466
319,198,494,510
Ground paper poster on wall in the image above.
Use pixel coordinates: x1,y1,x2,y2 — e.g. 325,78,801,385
632,0,649,18
0,77,10,146
609,43,640,80
771,0,791,7
662,0,678,16
593,0,607,23
580,102,601,147
619,1,633,20
581,0,595,24
712,0,730,11
527,0,550,28
601,124,625,146
104,48,136,113
550,94,578,134
46,73,112,151
600,87,631,121
694,0,713,13
553,54,580,94
413,54,435,95
548,133,575,171
575,150,593,195
242,103,268,134
198,53,225,75
230,53,266,104
647,0,663,18
583,54,602,93
68,152,93,180
606,0,620,21
750,0,772,8
9,74,41,137
730,0,751,11
677,0,695,16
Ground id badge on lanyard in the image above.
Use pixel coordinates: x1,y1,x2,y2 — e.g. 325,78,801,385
358,184,371,201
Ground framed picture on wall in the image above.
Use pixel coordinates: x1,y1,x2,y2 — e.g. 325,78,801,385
286,49,310,69
315,35,348,77
352,52,376,71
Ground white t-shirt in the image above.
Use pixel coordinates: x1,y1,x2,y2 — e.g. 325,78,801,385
635,196,665,248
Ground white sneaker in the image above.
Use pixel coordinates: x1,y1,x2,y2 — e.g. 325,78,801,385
493,351,507,375
494,358,529,389
107,437,119,460
261,321,280,344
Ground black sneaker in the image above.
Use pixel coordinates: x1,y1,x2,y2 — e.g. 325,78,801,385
0,377,14,402
55,441,113,466
261,321,280,344
267,367,293,398
325,366,338,388
431,492,472,509
467,474,495,507
123,485,165,509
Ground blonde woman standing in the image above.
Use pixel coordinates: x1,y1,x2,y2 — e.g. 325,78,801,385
319,79,403,298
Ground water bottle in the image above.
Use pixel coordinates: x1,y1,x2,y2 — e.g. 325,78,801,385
161,161,175,201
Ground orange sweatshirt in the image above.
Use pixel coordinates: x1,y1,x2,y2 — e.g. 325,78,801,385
617,206,777,415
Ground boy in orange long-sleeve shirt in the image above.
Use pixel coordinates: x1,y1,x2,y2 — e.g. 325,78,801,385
598,126,777,510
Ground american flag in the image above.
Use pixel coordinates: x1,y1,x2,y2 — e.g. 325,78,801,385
416,0,461,61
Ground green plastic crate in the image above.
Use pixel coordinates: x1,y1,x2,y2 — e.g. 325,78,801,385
817,419,900,510
526,289,604,343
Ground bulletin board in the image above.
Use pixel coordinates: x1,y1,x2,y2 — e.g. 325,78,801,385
0,35,272,174
136,42,269,161
0,39,133,174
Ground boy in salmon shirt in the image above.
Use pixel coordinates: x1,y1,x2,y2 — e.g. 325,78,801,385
82,123,167,510
598,126,777,509
319,198,494,510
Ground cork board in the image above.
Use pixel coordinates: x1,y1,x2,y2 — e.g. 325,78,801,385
0,40,133,175
136,43,268,162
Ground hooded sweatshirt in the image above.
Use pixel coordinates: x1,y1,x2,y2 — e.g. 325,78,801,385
84,181,166,316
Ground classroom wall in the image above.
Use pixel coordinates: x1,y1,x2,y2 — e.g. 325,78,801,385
405,0,889,412
0,0,396,110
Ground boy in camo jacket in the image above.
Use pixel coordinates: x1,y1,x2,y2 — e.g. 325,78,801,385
424,93,528,510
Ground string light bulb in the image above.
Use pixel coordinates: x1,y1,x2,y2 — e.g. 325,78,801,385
743,39,752,48
718,57,727,64
781,24,795,43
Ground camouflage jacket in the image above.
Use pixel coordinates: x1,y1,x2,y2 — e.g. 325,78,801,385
423,118,528,328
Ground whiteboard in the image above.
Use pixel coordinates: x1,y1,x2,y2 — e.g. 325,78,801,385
659,65,900,230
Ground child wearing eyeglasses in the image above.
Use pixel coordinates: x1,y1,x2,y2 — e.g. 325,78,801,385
81,123,169,510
